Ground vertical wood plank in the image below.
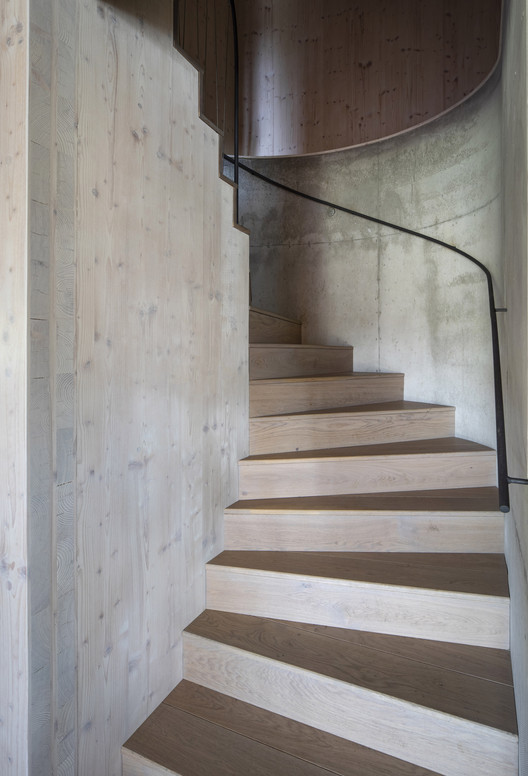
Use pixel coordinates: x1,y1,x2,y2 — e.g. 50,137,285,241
0,1,29,774
28,0,77,772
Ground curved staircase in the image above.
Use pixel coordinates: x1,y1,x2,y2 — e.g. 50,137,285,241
123,307,518,776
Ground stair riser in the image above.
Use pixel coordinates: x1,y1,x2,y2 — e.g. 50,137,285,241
239,454,497,499
223,512,505,553
183,633,517,776
206,566,509,648
249,345,354,379
249,310,302,344
122,749,169,776
250,408,455,454
250,374,404,417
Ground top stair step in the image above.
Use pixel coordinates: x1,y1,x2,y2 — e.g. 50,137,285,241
250,343,354,379
249,307,302,344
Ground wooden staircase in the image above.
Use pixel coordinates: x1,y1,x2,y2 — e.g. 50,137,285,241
123,307,518,776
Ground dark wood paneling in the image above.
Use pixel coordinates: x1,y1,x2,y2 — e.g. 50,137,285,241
237,0,502,155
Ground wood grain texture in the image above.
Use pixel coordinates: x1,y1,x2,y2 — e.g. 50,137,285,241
224,510,504,552
174,0,235,150
239,438,497,499
183,629,517,776
244,437,495,461
226,486,501,512
236,0,502,155
123,749,179,776
28,0,77,772
124,701,359,776
75,2,248,773
124,679,443,776
249,307,302,344
205,558,510,647
185,611,515,730
267,622,514,686
209,551,509,596
0,1,29,773
250,372,404,416
249,343,354,378
249,401,455,454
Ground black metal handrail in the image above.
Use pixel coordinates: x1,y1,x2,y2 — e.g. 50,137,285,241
226,154,528,512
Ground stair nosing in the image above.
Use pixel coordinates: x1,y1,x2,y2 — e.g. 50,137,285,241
225,505,502,516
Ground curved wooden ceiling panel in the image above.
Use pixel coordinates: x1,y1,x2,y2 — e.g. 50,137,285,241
237,0,502,156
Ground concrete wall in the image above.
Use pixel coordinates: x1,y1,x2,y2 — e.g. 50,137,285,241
13,1,249,774
240,75,502,448
501,0,528,771
0,1,29,772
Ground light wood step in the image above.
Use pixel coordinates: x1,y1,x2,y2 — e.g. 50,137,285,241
224,487,504,552
249,307,302,344
123,679,445,776
239,437,497,499
249,343,354,379
250,371,404,417
183,611,518,776
206,551,510,647
249,400,455,454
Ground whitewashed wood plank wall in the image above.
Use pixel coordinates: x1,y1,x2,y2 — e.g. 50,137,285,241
1,1,30,774
74,1,248,772
3,0,249,774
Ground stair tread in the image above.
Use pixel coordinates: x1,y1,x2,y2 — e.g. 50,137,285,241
124,680,443,776
208,551,509,597
185,611,517,734
167,681,443,776
250,370,403,384
251,399,454,419
123,702,337,776
226,486,500,513
242,436,495,462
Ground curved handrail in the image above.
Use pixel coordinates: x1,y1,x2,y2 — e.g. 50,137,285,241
225,153,528,512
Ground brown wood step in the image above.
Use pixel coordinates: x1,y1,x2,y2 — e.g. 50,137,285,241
224,487,504,552
206,551,510,647
239,437,497,499
249,306,302,344
249,400,455,453
123,679,444,776
250,371,404,417
227,487,501,513
249,343,354,379
183,611,518,776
